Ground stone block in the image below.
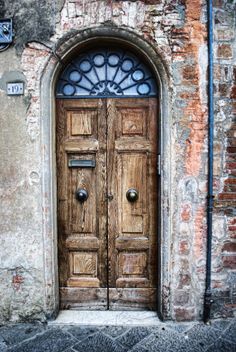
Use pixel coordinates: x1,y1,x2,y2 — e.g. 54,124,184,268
178,273,191,288
217,44,233,59
174,290,190,305
223,240,236,252
222,255,236,269
216,29,235,41
179,240,190,255
174,307,195,321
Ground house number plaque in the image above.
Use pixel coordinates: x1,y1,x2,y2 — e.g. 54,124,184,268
7,82,24,96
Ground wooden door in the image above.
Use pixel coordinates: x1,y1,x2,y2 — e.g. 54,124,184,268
57,98,158,310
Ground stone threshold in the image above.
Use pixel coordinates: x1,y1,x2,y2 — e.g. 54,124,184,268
49,310,162,326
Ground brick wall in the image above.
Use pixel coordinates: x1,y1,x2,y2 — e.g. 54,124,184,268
212,0,236,317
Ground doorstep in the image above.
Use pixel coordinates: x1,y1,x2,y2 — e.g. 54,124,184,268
49,310,162,326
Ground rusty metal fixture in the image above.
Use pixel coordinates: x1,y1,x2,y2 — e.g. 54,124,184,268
126,188,139,202
75,188,88,202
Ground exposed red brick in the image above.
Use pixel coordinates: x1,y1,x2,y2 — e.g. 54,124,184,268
226,162,236,170
229,171,236,176
143,0,162,3
180,204,192,222
174,307,195,321
227,147,236,153
213,0,224,6
227,138,236,147
231,86,236,99
12,274,24,291
179,91,197,99
179,240,190,255
218,193,236,200
178,274,191,288
218,83,230,96
222,242,236,253
217,44,233,59
222,255,236,269
224,184,236,192
182,66,198,82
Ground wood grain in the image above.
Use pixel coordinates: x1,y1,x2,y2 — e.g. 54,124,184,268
107,98,158,309
57,99,108,309
57,97,158,310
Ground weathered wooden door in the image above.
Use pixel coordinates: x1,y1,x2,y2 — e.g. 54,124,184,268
57,97,158,310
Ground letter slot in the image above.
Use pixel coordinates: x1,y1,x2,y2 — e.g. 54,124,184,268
68,160,96,168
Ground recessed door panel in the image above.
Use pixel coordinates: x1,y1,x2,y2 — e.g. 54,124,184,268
57,99,107,309
120,153,147,234
57,98,158,310
107,98,158,310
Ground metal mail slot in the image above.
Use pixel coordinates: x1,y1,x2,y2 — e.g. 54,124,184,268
68,159,96,168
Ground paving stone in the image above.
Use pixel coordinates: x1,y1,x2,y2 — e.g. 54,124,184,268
136,327,207,352
206,338,236,352
64,326,100,342
185,323,221,346
73,331,126,352
1,319,236,352
7,328,75,352
136,329,181,351
116,326,152,350
0,323,46,348
142,333,206,352
210,319,232,331
129,346,149,352
0,339,7,352
221,321,236,344
101,326,129,339
163,322,195,334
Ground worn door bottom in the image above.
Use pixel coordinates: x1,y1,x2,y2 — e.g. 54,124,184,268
49,310,161,326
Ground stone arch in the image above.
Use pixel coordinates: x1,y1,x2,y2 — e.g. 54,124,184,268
40,26,172,320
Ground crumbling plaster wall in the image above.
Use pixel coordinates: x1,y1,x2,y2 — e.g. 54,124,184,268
0,0,235,323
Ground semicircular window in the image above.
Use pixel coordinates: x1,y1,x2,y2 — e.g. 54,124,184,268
56,49,157,98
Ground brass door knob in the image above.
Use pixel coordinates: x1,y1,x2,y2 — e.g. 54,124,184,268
126,188,139,202
75,188,88,202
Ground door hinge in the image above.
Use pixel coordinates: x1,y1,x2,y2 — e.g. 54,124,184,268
157,154,161,176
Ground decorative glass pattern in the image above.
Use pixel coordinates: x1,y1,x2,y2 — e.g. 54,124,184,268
56,49,157,98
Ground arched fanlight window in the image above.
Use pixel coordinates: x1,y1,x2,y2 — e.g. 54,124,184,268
56,48,157,98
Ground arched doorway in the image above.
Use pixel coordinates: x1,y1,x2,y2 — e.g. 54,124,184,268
55,47,159,310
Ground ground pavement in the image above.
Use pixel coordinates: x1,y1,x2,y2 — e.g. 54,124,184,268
0,318,236,352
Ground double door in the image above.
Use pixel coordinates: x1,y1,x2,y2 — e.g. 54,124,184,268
57,98,158,310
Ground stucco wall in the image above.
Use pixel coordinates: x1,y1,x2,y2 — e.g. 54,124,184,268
0,0,235,323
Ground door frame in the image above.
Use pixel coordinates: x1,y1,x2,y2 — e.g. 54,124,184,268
40,27,172,320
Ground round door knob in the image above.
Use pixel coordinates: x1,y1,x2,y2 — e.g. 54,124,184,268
75,188,88,202
126,188,139,203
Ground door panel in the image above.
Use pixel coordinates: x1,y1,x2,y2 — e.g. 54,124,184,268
107,98,158,310
57,98,158,310
57,99,108,310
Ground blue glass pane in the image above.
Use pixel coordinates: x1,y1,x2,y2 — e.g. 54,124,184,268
79,60,92,73
132,69,144,81
121,59,134,72
63,84,75,96
137,83,151,95
69,70,81,82
56,48,157,98
93,54,105,67
108,54,120,66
